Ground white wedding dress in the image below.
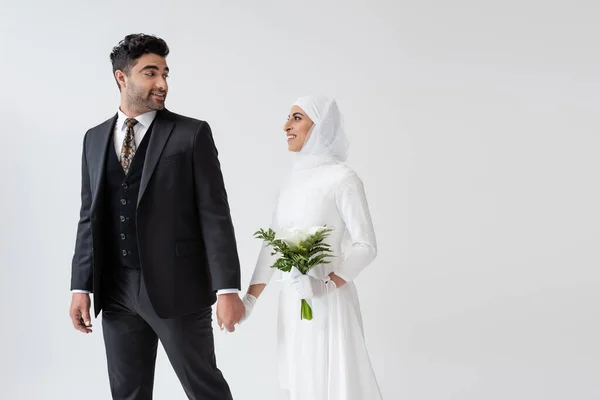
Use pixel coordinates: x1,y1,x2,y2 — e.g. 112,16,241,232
250,160,383,400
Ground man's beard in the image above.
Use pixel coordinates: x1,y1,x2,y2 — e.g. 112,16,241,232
126,83,165,112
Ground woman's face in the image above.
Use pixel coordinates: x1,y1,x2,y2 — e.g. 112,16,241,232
283,105,313,152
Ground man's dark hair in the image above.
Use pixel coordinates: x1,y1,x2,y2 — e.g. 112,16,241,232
110,33,170,90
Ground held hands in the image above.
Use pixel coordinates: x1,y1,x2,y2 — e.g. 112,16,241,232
216,293,246,332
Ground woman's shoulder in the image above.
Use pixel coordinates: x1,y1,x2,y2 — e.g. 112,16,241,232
325,163,363,188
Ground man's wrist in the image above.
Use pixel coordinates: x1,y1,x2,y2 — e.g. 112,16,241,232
217,288,240,296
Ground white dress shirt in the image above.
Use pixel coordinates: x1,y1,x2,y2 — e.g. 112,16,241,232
72,109,238,296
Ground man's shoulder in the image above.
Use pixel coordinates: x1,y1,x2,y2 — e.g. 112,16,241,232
85,114,117,137
163,109,207,130
80,114,117,147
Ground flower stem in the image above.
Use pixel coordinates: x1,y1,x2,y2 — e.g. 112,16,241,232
301,299,313,320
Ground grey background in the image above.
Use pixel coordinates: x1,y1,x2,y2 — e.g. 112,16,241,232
1,0,598,399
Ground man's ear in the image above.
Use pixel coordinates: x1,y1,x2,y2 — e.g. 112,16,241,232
115,70,127,90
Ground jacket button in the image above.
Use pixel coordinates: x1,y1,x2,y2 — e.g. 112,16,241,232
121,183,128,190
121,198,127,205
120,216,125,222
122,250,128,256
120,233,126,240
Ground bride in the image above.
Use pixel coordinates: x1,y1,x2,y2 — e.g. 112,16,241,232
241,95,383,400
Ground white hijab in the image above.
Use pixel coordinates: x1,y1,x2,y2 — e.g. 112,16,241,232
291,95,349,169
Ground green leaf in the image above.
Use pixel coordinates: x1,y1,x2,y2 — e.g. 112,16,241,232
271,257,293,272
255,226,336,275
308,246,332,257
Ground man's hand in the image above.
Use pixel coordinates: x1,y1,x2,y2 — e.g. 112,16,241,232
216,293,245,332
69,293,92,334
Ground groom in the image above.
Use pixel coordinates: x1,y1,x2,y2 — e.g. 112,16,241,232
68,33,244,399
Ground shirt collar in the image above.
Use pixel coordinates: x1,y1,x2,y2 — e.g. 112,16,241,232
116,108,158,131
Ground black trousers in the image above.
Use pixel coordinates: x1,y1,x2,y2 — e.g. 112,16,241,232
100,267,233,400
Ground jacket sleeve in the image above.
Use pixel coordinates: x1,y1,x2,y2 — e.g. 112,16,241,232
70,131,94,292
192,121,242,291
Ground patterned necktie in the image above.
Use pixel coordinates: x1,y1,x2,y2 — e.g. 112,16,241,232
120,118,138,175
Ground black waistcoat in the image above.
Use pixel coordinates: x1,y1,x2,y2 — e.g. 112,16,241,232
102,121,154,269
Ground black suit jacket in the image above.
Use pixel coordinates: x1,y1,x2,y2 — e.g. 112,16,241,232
70,109,241,318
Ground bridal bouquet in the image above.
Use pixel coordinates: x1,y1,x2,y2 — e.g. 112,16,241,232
254,226,334,320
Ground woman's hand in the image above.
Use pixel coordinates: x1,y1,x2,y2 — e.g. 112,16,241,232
290,274,338,299
328,272,347,288
240,293,257,323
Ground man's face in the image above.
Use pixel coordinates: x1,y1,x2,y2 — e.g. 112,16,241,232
119,53,169,113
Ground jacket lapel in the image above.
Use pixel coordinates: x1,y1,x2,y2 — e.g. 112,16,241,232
90,114,117,213
138,109,175,206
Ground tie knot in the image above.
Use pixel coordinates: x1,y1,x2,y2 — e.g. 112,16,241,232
125,118,138,128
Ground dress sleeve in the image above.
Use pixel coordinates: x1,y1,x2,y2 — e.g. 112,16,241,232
249,204,280,285
333,173,377,282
